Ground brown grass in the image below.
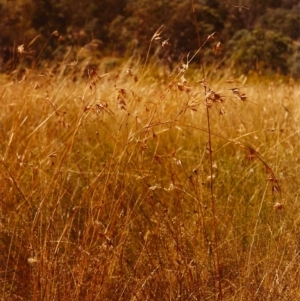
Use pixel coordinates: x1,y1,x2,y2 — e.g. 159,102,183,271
1,47,300,300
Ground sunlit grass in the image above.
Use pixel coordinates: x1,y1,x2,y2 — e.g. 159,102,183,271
1,58,300,300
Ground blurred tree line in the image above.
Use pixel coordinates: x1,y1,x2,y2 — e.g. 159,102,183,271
0,0,299,76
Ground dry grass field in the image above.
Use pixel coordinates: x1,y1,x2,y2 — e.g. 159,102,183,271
1,51,300,300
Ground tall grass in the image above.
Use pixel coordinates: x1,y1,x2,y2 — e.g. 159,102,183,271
1,45,300,300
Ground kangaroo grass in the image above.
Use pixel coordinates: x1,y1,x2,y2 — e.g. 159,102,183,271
1,20,298,300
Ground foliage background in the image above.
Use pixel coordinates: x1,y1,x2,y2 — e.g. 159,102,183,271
0,0,300,76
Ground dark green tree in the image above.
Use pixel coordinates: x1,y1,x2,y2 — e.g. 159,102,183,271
258,8,300,40
228,28,293,75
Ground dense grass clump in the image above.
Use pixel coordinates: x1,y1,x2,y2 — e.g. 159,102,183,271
1,56,300,300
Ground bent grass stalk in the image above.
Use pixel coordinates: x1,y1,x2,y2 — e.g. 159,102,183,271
191,1,223,296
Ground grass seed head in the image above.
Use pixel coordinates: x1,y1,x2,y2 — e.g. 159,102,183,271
17,44,25,54
212,42,222,55
162,39,171,51
274,202,284,210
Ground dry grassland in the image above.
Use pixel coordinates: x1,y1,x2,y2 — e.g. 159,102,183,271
1,56,300,300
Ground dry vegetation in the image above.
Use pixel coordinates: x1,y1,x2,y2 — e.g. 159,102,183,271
1,43,300,300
